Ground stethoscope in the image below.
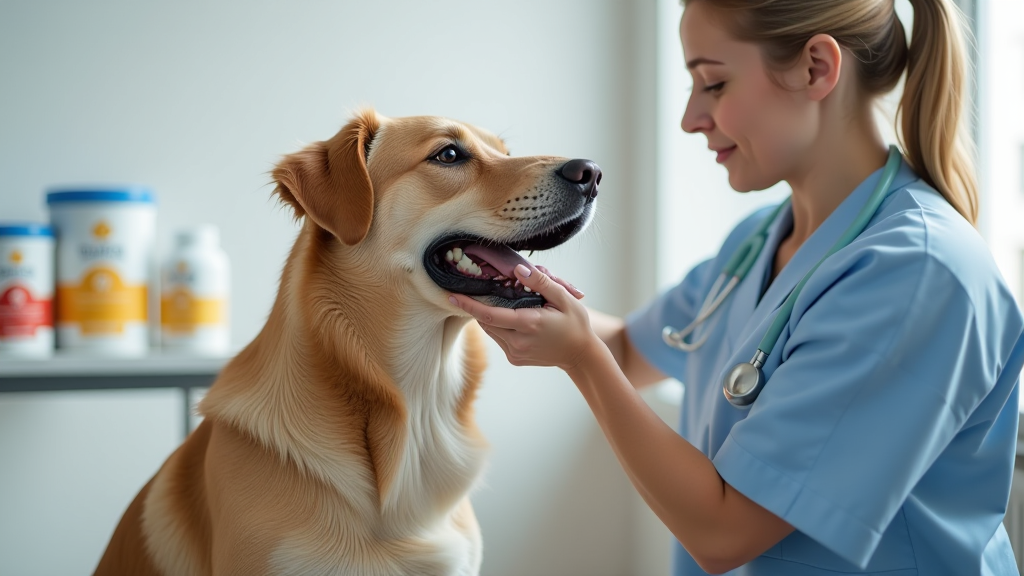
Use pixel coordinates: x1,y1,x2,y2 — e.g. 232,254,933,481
662,145,903,408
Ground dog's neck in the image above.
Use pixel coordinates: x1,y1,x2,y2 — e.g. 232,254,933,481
282,228,476,397
199,228,487,521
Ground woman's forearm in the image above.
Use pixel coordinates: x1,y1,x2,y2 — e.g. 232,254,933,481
566,336,793,573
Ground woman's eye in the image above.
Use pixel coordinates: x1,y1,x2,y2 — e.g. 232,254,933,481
704,82,725,94
434,145,465,164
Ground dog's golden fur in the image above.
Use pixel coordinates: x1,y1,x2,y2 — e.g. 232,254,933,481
94,109,584,575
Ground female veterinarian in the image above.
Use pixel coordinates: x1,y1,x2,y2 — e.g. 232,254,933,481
450,0,1024,574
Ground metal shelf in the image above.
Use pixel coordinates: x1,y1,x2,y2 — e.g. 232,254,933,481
4,354,1022,455
0,353,231,435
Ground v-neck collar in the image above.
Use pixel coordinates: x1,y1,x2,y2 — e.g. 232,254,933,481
756,207,793,304
723,158,918,346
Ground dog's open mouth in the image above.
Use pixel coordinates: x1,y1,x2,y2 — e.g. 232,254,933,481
424,212,589,309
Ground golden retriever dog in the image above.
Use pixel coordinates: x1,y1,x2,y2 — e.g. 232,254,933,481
93,109,600,576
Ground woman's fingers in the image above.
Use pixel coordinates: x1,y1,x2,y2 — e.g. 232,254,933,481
537,266,584,300
513,265,574,308
449,267,592,369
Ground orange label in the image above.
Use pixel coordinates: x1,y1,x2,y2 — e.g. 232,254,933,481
56,267,148,335
160,287,225,334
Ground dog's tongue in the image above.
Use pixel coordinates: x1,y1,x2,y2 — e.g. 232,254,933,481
463,244,535,278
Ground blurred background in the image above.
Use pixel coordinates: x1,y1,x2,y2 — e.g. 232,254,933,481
0,1,1020,575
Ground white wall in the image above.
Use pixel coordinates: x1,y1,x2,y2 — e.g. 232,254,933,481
979,0,1024,303
0,2,672,575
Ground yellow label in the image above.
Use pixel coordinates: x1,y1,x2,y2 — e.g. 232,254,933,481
56,266,148,335
9,250,22,264
160,287,225,334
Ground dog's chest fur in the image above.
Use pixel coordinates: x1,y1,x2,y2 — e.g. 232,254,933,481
264,318,488,575
387,317,487,510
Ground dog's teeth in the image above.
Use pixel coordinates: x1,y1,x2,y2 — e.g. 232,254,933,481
457,257,483,277
452,247,463,261
524,287,532,292
445,250,454,263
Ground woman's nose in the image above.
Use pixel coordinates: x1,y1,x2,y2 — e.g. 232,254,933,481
681,96,713,134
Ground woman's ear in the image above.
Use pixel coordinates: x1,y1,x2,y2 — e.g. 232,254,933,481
785,33,842,101
272,109,380,245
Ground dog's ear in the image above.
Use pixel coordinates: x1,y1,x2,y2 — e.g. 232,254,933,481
272,110,380,245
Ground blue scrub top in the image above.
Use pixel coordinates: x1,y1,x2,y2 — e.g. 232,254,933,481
626,158,1024,576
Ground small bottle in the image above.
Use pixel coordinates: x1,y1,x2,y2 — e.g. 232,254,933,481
0,223,55,357
160,225,230,355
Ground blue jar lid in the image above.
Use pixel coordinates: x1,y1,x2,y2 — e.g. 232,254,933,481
46,187,155,205
0,223,54,237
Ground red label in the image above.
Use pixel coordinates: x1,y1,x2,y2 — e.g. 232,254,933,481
0,284,53,337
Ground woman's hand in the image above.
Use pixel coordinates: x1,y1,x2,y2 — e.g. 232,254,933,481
448,264,598,371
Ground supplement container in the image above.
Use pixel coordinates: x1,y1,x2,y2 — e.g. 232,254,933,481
0,223,55,357
160,225,231,355
47,188,156,356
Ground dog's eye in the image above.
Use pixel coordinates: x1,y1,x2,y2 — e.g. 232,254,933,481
434,145,467,165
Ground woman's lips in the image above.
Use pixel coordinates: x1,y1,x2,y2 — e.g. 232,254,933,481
716,146,736,163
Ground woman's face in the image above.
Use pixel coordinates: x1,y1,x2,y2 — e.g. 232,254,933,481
680,2,816,192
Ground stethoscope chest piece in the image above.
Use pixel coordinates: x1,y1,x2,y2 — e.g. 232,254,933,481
723,350,767,408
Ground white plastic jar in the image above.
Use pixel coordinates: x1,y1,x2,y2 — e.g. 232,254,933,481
47,188,156,356
160,225,230,355
0,223,55,357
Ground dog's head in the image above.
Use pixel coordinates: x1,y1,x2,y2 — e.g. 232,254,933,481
272,109,598,310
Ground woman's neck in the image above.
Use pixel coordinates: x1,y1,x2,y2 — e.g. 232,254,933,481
768,104,888,281
783,110,889,247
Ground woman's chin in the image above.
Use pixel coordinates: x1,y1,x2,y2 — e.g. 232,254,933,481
727,172,757,193
727,170,778,194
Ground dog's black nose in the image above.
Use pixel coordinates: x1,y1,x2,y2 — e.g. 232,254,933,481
559,159,602,201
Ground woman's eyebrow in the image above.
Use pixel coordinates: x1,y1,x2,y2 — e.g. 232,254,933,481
686,57,724,69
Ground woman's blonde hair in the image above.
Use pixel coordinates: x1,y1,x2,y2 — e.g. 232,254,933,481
684,0,979,225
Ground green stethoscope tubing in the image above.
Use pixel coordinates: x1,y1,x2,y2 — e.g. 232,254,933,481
661,145,904,408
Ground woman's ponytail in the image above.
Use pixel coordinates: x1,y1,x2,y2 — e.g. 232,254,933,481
899,0,979,225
